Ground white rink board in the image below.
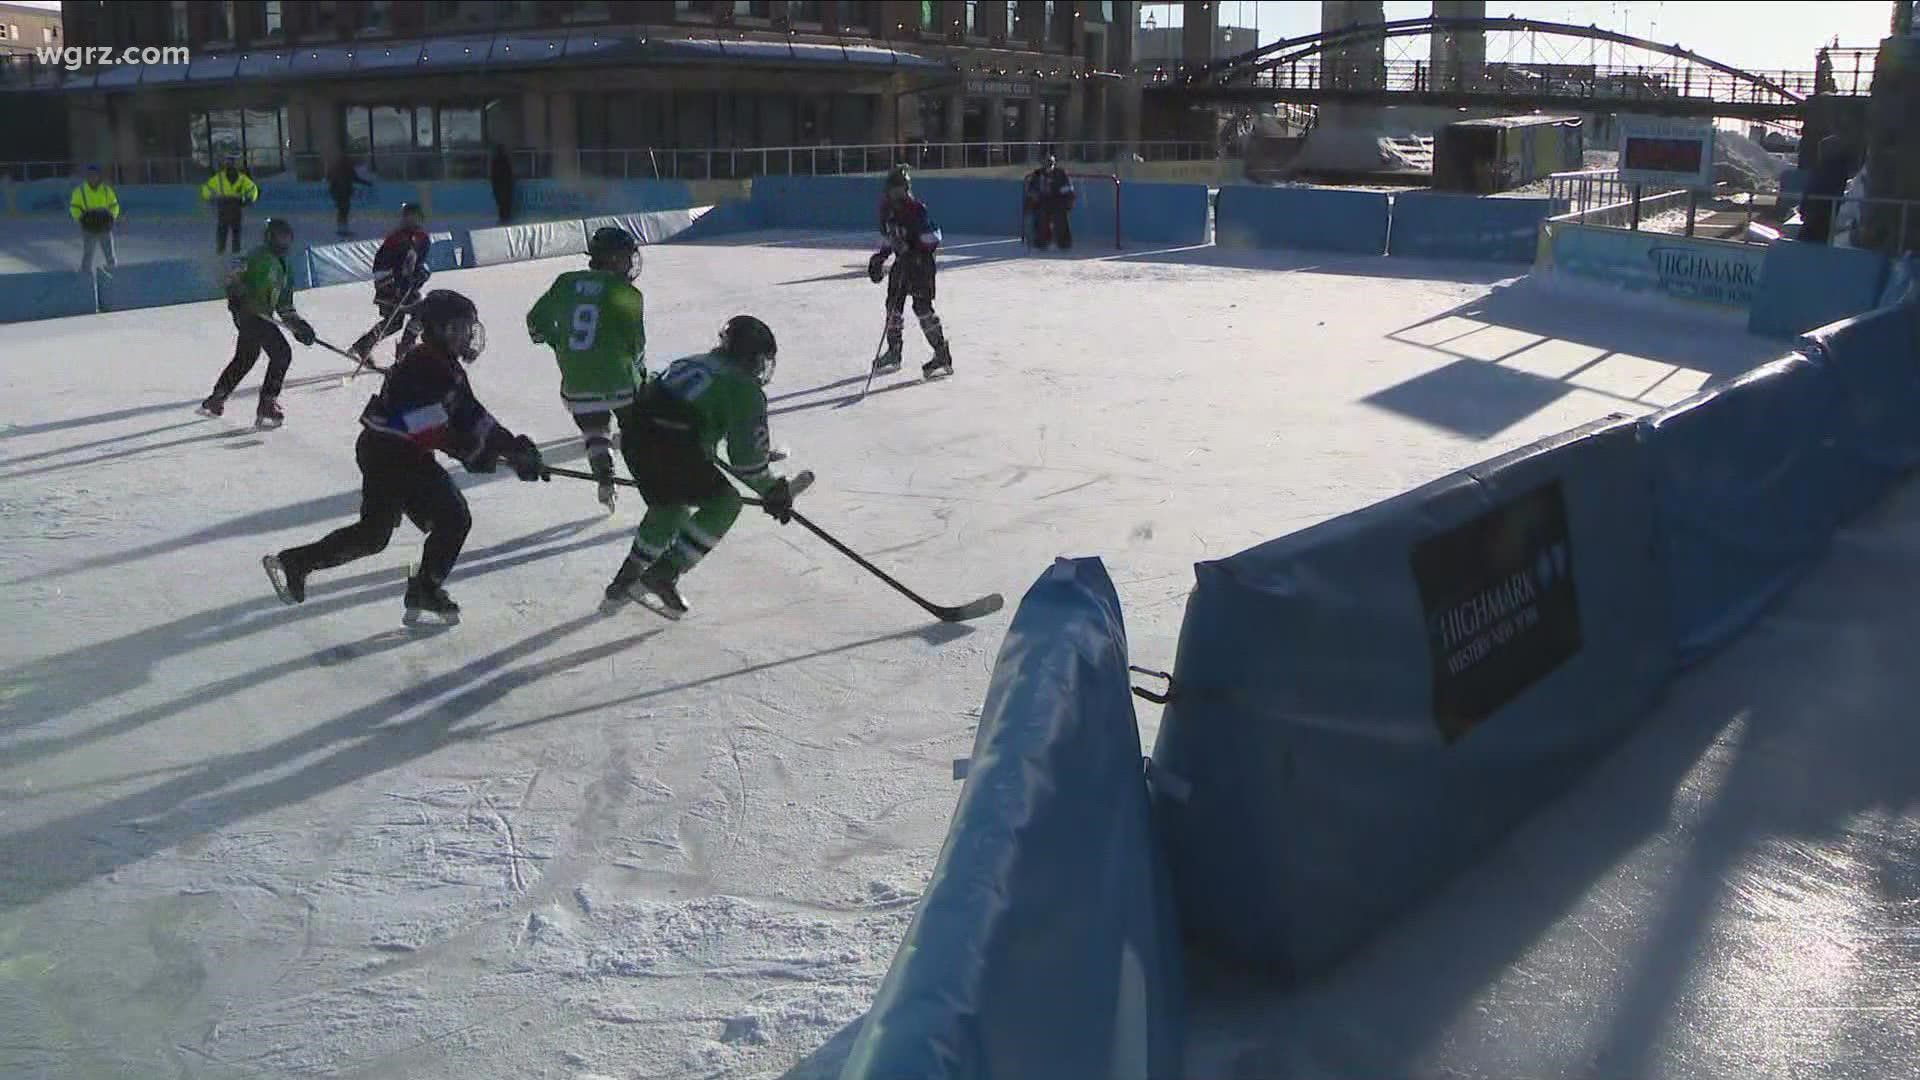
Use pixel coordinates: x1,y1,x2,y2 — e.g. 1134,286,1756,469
0,231,1798,1079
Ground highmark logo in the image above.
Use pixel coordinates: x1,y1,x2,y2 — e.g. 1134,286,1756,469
1646,244,1759,303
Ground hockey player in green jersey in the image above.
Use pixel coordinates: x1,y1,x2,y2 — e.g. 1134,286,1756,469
601,315,800,619
526,226,647,510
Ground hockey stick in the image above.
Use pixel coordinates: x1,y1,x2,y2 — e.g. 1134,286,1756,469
549,464,1002,622
846,321,890,406
710,461,1000,623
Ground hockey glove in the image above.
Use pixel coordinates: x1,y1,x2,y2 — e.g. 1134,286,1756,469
286,317,317,346
760,476,795,524
507,435,549,482
866,251,888,284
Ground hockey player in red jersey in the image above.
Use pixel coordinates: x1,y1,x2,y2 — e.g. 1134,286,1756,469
263,290,548,626
866,165,954,380
1023,155,1076,250
349,202,433,367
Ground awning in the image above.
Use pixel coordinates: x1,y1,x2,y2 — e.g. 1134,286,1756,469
0,27,951,93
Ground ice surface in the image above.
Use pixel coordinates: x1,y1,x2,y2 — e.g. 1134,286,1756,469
0,230,1791,1078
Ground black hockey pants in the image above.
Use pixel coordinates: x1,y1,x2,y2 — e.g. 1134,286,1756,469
281,431,472,586
211,311,293,404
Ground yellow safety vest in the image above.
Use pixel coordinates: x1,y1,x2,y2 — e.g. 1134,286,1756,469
201,171,259,203
69,181,120,222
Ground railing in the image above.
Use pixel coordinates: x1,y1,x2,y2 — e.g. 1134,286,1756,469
1546,169,1682,217
1147,59,1834,108
1815,47,1877,97
1550,170,1920,253
0,141,1220,186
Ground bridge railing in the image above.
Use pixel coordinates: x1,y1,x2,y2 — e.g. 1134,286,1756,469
1146,59,1830,107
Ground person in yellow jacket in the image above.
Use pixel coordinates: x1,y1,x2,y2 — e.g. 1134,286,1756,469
201,155,259,254
70,164,120,273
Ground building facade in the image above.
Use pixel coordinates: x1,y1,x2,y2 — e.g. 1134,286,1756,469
0,1,62,54
40,1,1144,180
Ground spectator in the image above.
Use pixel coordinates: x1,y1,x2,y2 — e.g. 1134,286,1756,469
326,154,375,237
489,143,516,225
69,164,120,274
201,155,260,254
1800,135,1856,246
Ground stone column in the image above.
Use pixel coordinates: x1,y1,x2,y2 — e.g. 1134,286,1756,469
1429,0,1485,92
1864,32,1920,253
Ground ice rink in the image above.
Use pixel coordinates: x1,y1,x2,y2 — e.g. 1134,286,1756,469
0,231,1813,1078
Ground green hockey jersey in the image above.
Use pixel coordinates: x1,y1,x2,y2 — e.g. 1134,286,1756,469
653,350,777,494
226,244,297,319
526,269,647,412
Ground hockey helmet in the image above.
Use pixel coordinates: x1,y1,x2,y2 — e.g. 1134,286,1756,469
410,289,487,363
399,201,425,226
263,216,294,254
588,225,640,282
884,164,912,197
718,314,777,386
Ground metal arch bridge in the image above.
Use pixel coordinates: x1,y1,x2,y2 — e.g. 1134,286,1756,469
1145,15,1852,122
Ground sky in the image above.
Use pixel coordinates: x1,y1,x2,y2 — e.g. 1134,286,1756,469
8,1,1894,71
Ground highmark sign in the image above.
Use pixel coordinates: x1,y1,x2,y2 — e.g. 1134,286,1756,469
1546,223,1765,310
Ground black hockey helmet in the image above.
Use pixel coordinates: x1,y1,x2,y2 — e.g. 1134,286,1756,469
718,314,777,385
884,163,911,197
399,201,424,225
410,289,487,364
263,216,294,254
589,225,640,282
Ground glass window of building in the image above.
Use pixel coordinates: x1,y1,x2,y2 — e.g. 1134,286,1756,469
790,0,822,22
736,1,771,17
965,0,983,36
1043,0,1058,44
262,1,283,38
567,0,611,20
209,0,234,41
361,0,392,33
308,1,340,35
169,1,189,44
918,1,935,29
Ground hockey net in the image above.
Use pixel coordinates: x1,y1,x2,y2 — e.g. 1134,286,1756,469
1021,172,1121,250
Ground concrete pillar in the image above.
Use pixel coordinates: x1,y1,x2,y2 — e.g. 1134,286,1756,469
548,91,579,179
1319,0,1385,129
986,94,1006,144
1864,32,1920,253
946,90,965,143
520,91,548,150
1429,0,1484,91
1180,0,1216,67
110,102,140,179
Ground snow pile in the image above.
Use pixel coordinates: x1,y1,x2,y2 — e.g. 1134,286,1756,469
1715,128,1788,191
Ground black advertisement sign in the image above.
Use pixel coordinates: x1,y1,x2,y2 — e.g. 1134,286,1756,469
1411,480,1583,743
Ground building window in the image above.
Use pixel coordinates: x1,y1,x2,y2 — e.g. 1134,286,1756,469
210,0,234,41
263,1,284,39
837,1,878,33
919,1,935,30
189,106,289,175
965,0,984,36
1088,1,1111,22
734,1,771,17
361,0,393,33
1043,0,1058,44
308,0,340,36
169,1,189,43
791,0,822,23
565,0,611,20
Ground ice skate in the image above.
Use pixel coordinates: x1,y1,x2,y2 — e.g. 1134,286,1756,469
634,560,689,620
197,394,226,418
872,342,903,375
255,397,284,429
262,553,307,605
922,344,953,381
599,555,646,615
402,574,461,627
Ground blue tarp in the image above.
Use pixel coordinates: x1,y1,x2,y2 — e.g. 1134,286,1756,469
1151,414,1669,979
1747,239,1889,338
1639,353,1855,665
1215,186,1391,255
0,269,96,324
1388,192,1554,263
843,558,1184,1080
